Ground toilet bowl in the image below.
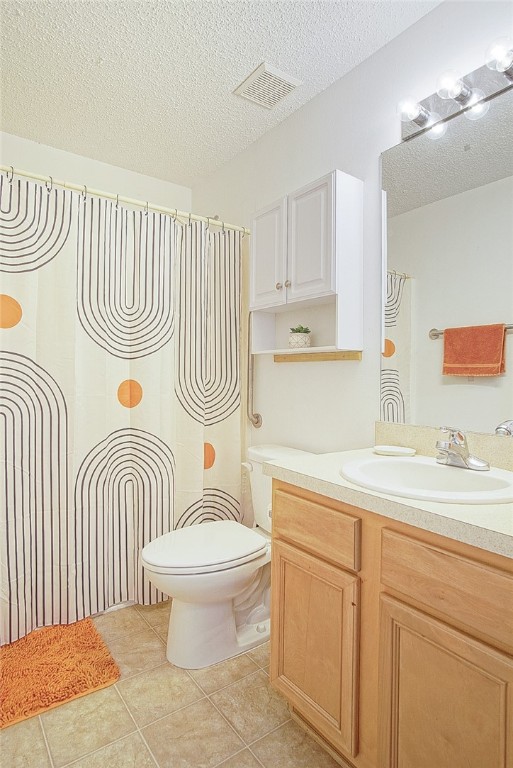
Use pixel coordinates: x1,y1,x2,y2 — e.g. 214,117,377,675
141,444,310,669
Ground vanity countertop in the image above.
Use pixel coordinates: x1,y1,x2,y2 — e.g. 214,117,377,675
263,448,513,559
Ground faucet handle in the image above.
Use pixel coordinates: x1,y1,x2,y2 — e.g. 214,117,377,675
440,426,466,440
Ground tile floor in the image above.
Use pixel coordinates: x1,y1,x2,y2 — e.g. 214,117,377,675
1,602,340,768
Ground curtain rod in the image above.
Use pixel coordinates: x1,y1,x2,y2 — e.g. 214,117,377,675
0,164,250,236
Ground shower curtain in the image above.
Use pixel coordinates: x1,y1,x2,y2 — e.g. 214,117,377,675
0,173,242,645
380,270,411,423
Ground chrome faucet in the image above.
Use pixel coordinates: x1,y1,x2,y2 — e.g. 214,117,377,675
436,427,490,471
495,420,513,436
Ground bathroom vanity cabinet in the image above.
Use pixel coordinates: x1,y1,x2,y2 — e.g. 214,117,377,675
270,481,513,768
250,170,363,354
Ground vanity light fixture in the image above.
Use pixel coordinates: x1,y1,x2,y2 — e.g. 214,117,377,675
485,37,513,80
397,98,432,127
436,70,490,121
436,70,473,104
463,90,490,121
426,115,448,139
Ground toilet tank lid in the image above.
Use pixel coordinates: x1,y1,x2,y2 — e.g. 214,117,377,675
247,444,312,462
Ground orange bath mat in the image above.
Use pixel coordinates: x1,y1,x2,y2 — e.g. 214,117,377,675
0,618,120,729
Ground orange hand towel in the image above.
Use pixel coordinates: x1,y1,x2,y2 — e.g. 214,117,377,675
442,323,506,376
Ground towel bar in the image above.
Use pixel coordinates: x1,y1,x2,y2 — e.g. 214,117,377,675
429,324,513,340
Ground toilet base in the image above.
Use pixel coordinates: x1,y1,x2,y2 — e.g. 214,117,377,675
166,598,270,669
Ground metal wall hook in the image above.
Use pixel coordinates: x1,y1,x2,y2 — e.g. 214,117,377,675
45,176,53,193
7,166,14,183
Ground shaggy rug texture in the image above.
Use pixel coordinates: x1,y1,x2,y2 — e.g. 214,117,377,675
0,618,120,728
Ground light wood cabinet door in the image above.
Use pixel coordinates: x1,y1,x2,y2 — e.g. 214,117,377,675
249,197,287,310
270,539,360,757
287,173,334,303
379,595,513,768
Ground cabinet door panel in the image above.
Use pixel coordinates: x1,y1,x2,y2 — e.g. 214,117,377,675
271,539,359,757
250,198,287,309
287,175,334,302
379,595,513,768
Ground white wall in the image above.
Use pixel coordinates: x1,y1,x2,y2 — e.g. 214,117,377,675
0,132,191,211
389,176,513,433
193,0,512,453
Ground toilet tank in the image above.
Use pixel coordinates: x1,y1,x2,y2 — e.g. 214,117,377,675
246,444,312,533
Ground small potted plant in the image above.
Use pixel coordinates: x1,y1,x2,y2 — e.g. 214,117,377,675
289,325,311,348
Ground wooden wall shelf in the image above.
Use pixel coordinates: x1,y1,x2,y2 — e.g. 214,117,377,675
273,351,362,363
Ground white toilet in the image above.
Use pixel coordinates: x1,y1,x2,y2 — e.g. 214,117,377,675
141,444,309,669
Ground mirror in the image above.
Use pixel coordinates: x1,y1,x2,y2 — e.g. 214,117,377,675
381,86,513,434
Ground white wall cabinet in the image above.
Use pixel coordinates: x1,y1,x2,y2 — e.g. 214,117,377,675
250,170,363,354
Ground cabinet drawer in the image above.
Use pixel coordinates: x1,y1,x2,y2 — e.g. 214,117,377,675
273,489,361,571
381,529,513,649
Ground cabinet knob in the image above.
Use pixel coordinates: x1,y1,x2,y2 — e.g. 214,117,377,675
275,282,283,290
285,280,291,288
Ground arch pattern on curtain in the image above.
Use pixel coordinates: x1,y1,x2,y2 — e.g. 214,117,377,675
0,351,73,645
76,198,176,358
0,175,73,272
74,428,175,616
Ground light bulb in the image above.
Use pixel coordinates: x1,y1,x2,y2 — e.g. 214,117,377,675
436,70,472,104
397,98,430,126
426,113,448,140
485,37,513,76
464,89,490,121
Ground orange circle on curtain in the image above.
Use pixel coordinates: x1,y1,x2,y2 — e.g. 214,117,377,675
204,443,216,470
382,338,396,358
117,379,143,408
0,295,23,328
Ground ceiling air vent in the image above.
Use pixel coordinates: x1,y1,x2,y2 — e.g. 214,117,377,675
234,63,301,109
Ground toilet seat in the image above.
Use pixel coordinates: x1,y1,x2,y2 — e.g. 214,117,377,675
141,520,269,575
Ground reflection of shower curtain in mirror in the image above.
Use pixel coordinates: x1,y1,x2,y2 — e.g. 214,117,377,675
0,173,242,644
381,271,411,423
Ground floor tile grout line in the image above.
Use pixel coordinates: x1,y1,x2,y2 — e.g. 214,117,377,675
114,685,160,768
205,688,255,748
55,686,142,768
210,745,258,768
183,659,261,697
38,714,56,768
244,717,293,748
245,744,268,768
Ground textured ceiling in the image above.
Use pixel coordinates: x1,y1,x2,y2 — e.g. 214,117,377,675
382,88,513,217
0,0,441,186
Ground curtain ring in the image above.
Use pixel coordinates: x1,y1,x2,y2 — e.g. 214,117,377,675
116,193,119,210
82,184,88,201
144,201,149,217
222,222,226,235
45,176,53,193
7,166,14,183
188,213,192,226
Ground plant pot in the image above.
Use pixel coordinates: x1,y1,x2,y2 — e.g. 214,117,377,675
288,333,311,349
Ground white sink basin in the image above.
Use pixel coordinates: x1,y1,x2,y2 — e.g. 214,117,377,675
340,455,513,504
